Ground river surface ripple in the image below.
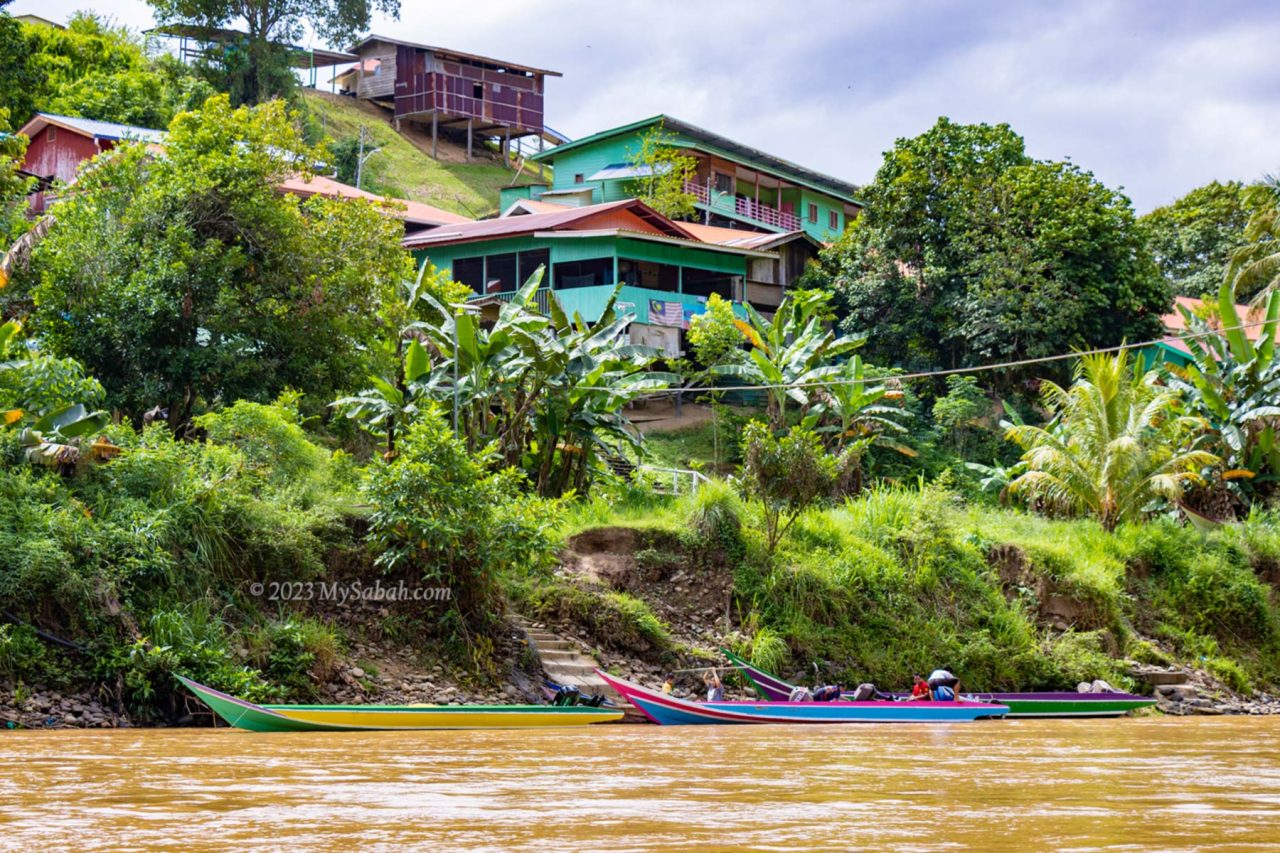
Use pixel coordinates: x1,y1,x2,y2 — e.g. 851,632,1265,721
2,717,1278,851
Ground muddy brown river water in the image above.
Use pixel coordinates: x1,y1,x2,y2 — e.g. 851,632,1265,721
2,717,1278,851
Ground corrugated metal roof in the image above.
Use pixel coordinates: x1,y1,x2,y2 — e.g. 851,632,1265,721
19,113,166,144
680,222,819,250
279,174,471,226
350,35,561,77
402,199,694,249
587,162,670,181
530,115,861,204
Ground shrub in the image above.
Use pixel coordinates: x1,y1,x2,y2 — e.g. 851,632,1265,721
364,409,564,642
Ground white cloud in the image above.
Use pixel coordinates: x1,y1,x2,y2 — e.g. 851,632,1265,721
11,0,1278,210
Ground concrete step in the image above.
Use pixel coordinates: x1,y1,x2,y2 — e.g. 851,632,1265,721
543,661,598,677
539,648,591,662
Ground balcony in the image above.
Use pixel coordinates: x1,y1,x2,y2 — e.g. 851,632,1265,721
684,180,800,232
473,285,745,327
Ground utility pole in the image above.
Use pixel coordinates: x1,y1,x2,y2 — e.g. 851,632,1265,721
354,125,381,190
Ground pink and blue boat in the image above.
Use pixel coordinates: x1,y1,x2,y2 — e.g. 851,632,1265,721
720,650,1155,718
597,671,1008,725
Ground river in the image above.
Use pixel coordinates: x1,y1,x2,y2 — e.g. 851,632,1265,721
2,717,1278,851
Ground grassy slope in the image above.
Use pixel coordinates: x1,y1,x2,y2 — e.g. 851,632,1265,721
519,421,1280,695
300,90,526,219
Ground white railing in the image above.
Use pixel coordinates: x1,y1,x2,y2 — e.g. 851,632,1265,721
682,180,800,231
636,464,710,495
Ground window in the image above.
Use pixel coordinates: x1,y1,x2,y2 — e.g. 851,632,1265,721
485,253,517,293
472,83,484,100
807,203,818,224
574,173,584,184
829,210,840,230
453,257,485,291
518,249,550,286
713,172,734,194
47,126,56,142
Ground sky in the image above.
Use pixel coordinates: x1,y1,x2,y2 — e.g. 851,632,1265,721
13,0,1280,212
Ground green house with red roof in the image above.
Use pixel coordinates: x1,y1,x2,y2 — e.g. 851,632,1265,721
507,115,861,243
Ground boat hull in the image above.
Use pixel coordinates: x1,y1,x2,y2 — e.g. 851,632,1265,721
597,671,1007,725
177,676,623,731
720,651,1155,718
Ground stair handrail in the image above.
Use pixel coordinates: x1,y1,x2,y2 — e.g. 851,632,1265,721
635,464,709,495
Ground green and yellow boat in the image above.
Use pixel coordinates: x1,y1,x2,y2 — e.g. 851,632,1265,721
177,676,623,731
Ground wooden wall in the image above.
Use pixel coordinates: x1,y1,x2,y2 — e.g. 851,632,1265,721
392,45,546,133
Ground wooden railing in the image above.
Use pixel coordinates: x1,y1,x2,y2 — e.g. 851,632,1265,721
683,181,800,231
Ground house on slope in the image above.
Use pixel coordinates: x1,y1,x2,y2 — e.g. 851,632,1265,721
404,198,786,357
16,114,166,213
339,36,562,161
13,113,470,233
516,115,862,242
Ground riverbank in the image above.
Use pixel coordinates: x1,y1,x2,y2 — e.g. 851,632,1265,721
5,465,1280,728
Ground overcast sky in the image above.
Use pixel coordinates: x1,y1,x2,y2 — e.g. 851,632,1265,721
13,0,1279,211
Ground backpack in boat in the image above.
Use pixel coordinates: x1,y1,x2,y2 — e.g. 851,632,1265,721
849,683,878,701
788,686,813,702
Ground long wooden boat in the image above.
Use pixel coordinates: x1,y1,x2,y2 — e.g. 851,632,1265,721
597,671,1007,725
720,650,1155,718
177,676,623,731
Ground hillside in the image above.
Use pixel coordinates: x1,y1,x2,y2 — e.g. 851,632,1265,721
300,89,547,219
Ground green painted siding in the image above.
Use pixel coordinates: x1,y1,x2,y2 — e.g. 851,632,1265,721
556,285,747,326
543,130,855,241
498,185,547,211
544,136,637,203
613,237,746,276
413,235,747,292
798,189,851,241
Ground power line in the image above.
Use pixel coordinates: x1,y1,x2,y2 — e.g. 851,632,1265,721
655,314,1278,395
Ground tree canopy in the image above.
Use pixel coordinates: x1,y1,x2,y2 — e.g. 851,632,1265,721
147,0,402,104
806,118,1170,384
24,94,410,424
0,11,214,129
1140,180,1261,298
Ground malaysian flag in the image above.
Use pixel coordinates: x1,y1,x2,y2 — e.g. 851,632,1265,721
649,299,684,327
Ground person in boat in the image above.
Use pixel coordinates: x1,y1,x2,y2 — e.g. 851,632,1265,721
703,669,724,702
927,667,960,701
811,684,843,701
907,674,932,701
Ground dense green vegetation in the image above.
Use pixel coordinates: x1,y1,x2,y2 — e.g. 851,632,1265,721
1,3,1280,723
803,118,1168,387
527,481,1280,692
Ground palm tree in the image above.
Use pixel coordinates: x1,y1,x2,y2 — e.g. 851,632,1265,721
1006,350,1217,531
1226,175,1280,304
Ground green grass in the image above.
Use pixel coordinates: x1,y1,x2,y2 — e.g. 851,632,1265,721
301,90,520,218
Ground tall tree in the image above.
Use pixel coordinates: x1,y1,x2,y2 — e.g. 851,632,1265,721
805,118,1169,385
0,1,38,124
26,95,409,424
147,0,401,104
1140,180,1261,297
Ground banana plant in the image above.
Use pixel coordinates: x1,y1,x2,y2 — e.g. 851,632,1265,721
1,320,112,467
712,290,866,429
347,267,676,496
1162,279,1280,501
